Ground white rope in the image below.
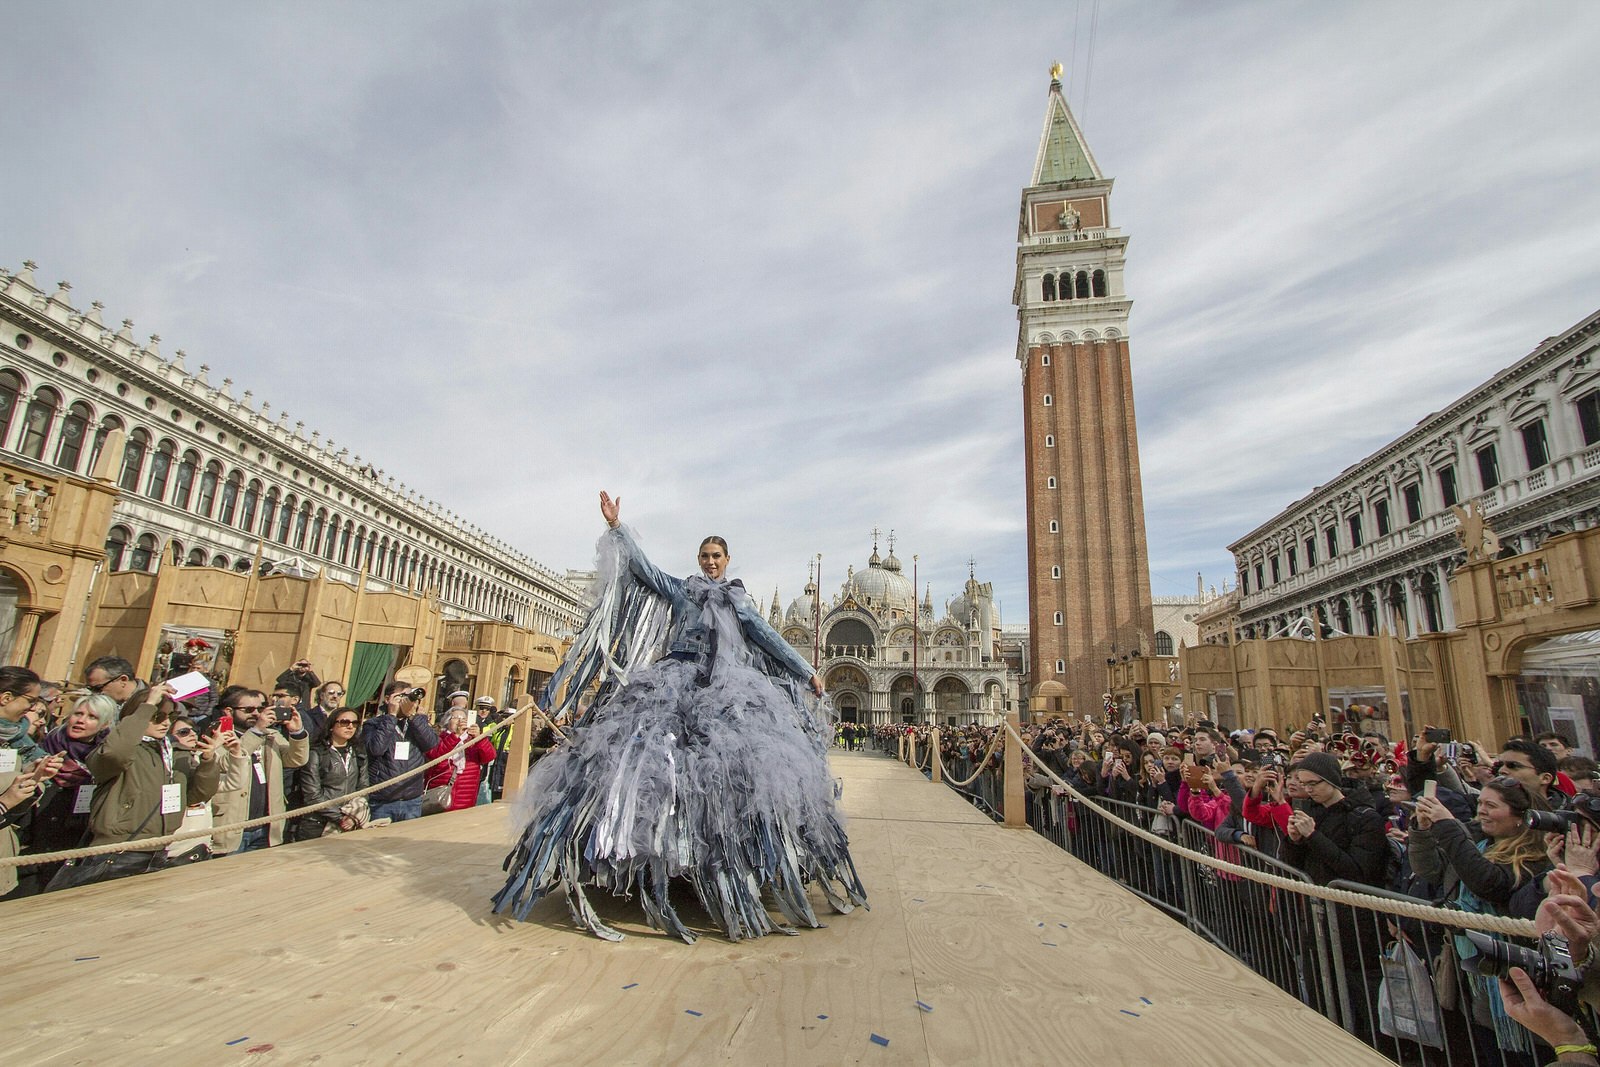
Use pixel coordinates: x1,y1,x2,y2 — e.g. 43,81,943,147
1,703,539,870
934,727,1004,788
1003,722,1538,939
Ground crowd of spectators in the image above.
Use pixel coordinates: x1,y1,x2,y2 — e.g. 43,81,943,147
0,657,523,899
874,710,1600,1065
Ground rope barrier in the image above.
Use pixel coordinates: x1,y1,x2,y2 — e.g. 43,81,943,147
0,700,542,870
1000,722,1538,939
933,727,1004,788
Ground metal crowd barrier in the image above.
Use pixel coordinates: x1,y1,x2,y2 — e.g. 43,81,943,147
894,725,1549,1067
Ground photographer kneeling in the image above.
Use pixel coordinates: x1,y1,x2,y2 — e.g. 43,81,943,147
361,682,439,823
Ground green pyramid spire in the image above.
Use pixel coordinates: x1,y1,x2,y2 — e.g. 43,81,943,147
1030,74,1102,185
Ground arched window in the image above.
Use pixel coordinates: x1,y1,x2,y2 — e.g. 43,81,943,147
196,460,221,518
1051,565,1061,579
1045,434,1054,447
1043,394,1052,407
232,558,251,573
1046,476,1057,488
1042,274,1056,301
339,521,353,565
1075,271,1090,299
18,387,60,459
119,429,150,492
54,401,92,472
292,502,310,550
1041,353,1050,366
166,540,183,566
87,415,123,477
185,547,206,567
322,512,339,559
1054,611,1063,625
309,509,326,557
0,369,22,449
1049,520,1059,533
1154,630,1174,656
352,525,367,567
146,439,175,500
376,537,389,577
275,495,295,544
105,525,131,570
130,532,158,573
1060,274,1074,301
260,489,279,538
240,480,261,533
211,554,230,569
1092,269,1107,297
218,471,241,525
172,450,198,509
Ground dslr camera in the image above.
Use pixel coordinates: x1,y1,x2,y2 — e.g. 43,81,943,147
1526,792,1600,834
403,687,427,702
1461,929,1582,1016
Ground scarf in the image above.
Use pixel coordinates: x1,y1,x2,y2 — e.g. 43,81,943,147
0,714,46,766
41,726,106,789
682,575,751,686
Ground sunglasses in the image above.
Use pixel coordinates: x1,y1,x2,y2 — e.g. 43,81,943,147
82,675,126,693
333,719,359,727
172,728,196,738
1491,761,1530,775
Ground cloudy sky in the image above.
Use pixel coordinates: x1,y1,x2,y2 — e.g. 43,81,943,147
5,1,1599,624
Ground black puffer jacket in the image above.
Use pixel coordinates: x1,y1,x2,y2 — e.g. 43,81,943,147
1281,797,1388,886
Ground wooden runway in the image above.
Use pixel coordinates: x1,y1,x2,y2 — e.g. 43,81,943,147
8,751,1387,1065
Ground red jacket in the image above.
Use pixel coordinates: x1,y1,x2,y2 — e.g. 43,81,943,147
424,732,497,811
1244,794,1292,833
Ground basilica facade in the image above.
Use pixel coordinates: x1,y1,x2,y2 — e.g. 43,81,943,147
770,536,1016,726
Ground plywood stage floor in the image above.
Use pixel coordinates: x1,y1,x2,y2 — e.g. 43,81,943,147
8,751,1387,1065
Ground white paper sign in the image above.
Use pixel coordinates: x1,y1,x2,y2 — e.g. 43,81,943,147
160,783,183,815
394,740,412,761
253,756,267,784
166,671,212,701
0,749,16,773
72,784,95,814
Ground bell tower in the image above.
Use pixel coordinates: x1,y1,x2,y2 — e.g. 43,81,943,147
1015,65,1154,718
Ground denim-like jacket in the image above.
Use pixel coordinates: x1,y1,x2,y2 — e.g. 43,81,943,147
614,527,816,684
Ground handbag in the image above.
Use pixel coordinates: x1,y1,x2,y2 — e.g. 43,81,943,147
421,764,458,816
1377,938,1445,1048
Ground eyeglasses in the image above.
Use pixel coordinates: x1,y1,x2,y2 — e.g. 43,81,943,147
172,728,196,738
324,690,345,697
333,719,359,727
1491,761,1530,775
82,675,125,693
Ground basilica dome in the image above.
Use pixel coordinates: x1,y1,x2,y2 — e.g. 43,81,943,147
848,548,915,613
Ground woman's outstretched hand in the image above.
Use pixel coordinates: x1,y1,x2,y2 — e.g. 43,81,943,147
600,491,621,528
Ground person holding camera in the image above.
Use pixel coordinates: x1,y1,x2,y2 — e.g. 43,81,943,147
361,681,439,823
210,691,309,853
45,683,225,889
1412,775,1557,1061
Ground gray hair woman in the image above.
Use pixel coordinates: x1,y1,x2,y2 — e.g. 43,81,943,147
28,691,122,886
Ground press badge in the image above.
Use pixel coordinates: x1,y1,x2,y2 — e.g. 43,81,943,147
73,784,95,814
253,756,268,784
161,783,183,815
0,749,16,773
394,741,411,761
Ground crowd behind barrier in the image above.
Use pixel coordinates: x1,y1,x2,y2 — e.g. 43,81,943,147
881,709,1600,1067
0,658,561,897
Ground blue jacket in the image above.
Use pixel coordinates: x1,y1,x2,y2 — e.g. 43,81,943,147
616,528,816,684
361,712,440,803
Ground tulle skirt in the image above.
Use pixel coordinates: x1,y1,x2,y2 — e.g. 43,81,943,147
492,657,868,942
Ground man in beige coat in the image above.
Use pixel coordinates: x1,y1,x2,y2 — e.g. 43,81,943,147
211,694,309,853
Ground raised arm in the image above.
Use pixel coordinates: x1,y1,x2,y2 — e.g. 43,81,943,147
601,491,684,601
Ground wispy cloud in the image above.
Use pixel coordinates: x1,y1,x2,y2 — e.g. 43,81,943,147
3,1,1598,620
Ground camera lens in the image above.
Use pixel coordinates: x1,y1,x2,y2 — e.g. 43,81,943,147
1526,809,1575,833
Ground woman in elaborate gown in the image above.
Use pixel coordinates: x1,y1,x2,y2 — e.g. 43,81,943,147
492,492,868,943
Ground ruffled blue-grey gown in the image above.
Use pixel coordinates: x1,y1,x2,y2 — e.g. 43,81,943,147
491,526,868,942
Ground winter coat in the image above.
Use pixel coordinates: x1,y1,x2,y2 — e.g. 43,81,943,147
296,742,370,824
361,712,440,803
210,726,310,851
86,696,221,851
1408,817,1552,920
425,732,497,811
1280,796,1389,886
